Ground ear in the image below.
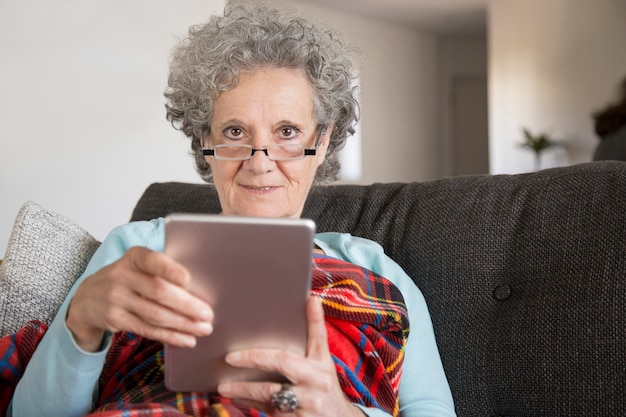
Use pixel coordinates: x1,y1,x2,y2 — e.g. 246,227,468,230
314,125,333,167
320,125,333,147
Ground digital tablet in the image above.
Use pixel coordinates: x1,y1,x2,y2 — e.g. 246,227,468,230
163,214,315,392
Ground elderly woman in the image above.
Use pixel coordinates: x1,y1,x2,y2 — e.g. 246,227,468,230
7,4,455,417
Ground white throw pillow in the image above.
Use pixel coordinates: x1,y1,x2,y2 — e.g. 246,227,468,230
0,201,100,336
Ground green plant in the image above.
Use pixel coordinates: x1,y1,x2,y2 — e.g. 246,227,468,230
519,127,561,170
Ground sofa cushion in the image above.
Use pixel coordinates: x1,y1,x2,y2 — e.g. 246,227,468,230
0,201,100,336
130,161,626,417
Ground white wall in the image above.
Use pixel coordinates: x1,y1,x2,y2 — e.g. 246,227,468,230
0,0,478,256
488,0,626,174
358,19,440,183
0,1,225,256
6,1,621,254
438,34,488,176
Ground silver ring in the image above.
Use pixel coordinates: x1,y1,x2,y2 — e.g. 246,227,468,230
270,383,299,413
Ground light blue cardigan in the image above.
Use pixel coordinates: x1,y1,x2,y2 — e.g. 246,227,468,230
11,218,455,417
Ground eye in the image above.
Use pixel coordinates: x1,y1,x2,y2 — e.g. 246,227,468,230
279,126,299,139
223,126,244,140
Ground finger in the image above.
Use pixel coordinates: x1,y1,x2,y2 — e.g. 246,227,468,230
94,285,211,347
116,248,213,323
223,298,330,380
218,381,313,417
122,291,213,337
305,296,330,359
126,246,191,287
84,255,213,335
125,272,213,323
224,349,303,379
220,382,315,417
217,380,282,410
104,307,200,348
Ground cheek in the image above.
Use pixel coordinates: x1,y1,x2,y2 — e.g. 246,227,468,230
286,160,319,186
209,160,241,182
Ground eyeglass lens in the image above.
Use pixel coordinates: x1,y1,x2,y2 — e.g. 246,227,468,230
213,144,312,160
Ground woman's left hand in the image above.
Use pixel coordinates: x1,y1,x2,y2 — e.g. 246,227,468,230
217,296,364,416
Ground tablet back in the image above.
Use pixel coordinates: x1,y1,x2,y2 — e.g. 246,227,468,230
163,214,314,392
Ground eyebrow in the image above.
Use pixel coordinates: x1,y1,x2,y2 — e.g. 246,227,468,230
214,118,309,131
213,118,245,128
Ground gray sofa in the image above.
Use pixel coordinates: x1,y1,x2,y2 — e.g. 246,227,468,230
130,161,626,417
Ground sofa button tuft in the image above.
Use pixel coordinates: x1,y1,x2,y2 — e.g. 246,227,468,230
493,284,511,301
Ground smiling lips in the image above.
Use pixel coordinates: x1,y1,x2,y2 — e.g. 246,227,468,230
245,185,273,191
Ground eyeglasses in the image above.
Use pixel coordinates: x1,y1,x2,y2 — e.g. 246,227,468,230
202,144,317,161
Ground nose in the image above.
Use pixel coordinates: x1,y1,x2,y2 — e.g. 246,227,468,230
245,145,275,173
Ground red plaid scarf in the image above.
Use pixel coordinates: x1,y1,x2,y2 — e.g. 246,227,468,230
0,255,409,417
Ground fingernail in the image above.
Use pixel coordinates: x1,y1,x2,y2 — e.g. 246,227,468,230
217,383,232,396
198,322,213,335
314,296,324,311
182,336,197,348
225,351,241,364
200,308,212,320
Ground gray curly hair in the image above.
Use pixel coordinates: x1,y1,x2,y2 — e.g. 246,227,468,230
164,4,361,184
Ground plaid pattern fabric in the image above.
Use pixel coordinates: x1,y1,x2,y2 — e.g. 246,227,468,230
0,256,409,417
311,255,409,415
0,320,48,416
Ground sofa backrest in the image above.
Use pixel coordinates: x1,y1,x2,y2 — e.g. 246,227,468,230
131,161,626,417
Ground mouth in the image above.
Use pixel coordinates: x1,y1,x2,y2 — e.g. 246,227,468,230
244,185,274,191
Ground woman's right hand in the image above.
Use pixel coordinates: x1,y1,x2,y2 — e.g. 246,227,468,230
66,246,214,352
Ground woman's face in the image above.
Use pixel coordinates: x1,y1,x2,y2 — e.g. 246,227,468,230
205,67,330,218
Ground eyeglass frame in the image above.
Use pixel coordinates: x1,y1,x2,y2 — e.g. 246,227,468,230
202,125,325,161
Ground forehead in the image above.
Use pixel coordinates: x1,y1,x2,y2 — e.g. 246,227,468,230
212,68,316,124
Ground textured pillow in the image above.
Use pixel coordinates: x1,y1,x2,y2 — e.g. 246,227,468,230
0,201,101,336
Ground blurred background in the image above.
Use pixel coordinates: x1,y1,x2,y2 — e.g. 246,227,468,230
1,0,625,255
